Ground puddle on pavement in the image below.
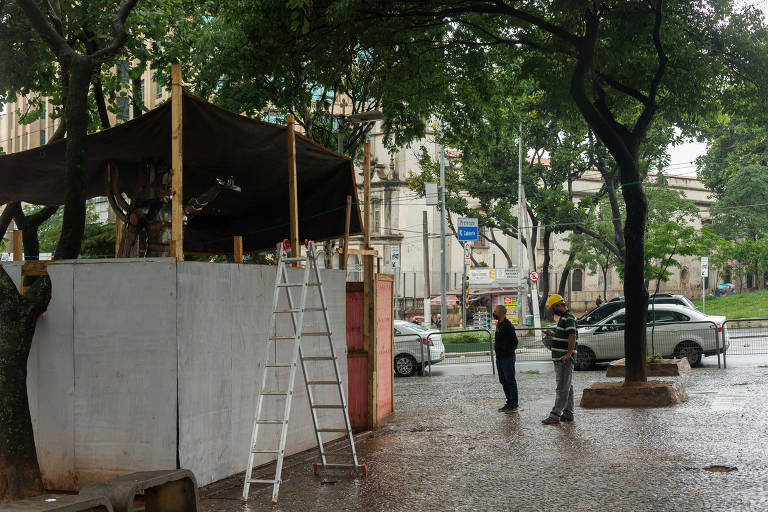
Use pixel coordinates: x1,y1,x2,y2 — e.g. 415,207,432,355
703,465,738,472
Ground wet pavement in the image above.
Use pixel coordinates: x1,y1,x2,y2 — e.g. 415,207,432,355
202,359,768,511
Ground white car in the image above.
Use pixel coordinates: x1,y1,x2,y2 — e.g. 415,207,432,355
574,305,729,370
393,320,445,377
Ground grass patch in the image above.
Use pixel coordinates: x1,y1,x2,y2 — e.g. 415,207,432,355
521,369,540,374
442,331,490,344
693,289,768,319
758,365,768,368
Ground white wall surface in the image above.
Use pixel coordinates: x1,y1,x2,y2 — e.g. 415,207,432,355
6,259,348,490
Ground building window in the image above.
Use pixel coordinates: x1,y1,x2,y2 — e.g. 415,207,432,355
373,199,381,233
572,268,583,292
41,100,46,119
140,78,145,102
117,60,130,84
116,96,130,121
156,81,163,99
747,273,753,288
40,129,46,146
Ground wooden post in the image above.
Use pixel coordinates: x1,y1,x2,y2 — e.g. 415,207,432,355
234,236,243,263
286,114,300,265
115,220,123,258
171,63,184,262
12,230,22,261
361,139,377,428
341,195,352,270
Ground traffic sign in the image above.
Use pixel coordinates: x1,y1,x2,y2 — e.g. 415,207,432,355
529,270,540,282
701,256,709,278
390,245,400,268
464,242,472,265
457,217,479,241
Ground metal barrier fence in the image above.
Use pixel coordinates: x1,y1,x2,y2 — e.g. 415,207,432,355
722,318,768,367
393,329,493,377
513,321,724,369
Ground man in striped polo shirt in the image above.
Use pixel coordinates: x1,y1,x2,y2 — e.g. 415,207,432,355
542,294,577,425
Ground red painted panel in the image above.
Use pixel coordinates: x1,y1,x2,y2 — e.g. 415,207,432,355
347,356,368,430
376,279,394,420
346,290,364,351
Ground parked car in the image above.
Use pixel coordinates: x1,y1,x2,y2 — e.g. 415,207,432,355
393,320,445,377
573,304,729,370
578,293,698,326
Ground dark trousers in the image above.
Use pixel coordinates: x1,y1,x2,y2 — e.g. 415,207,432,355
496,355,518,408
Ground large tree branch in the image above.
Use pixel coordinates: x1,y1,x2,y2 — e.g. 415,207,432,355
572,224,625,262
16,0,72,59
89,0,140,61
0,202,21,237
632,0,668,140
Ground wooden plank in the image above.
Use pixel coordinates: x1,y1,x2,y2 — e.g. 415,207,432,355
366,253,377,429
233,236,243,263
12,230,22,261
115,220,123,258
336,247,378,257
286,114,300,266
363,141,371,249
22,260,48,277
171,63,184,262
341,195,352,270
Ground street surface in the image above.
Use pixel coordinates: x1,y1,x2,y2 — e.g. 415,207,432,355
202,355,768,511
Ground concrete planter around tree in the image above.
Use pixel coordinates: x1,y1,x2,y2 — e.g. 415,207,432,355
605,357,692,378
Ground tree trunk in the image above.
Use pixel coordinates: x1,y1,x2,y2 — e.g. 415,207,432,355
55,56,90,261
558,250,576,297
0,270,50,501
538,229,552,312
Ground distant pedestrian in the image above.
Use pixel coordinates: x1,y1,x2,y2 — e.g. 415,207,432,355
542,294,578,425
493,305,519,414
595,296,603,307
435,313,442,329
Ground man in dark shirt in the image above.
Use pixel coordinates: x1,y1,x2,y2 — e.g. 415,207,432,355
494,304,519,413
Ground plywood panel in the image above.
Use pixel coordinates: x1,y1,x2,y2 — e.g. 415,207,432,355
376,278,394,420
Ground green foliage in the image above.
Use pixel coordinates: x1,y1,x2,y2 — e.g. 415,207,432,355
710,165,768,241
34,205,115,258
646,353,663,363
442,332,487,344
521,369,540,375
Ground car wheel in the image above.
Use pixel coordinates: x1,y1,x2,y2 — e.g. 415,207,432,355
394,354,418,377
574,347,596,371
674,341,703,367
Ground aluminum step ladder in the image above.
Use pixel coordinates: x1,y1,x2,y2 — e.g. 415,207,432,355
242,240,366,504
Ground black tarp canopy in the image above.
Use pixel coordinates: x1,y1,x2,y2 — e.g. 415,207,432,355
0,92,363,253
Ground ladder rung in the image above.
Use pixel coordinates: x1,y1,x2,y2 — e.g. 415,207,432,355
316,428,348,432
260,390,290,395
283,257,307,262
269,335,297,340
311,404,345,409
255,419,287,424
322,452,353,457
302,356,337,361
247,478,280,484
303,307,325,312
275,309,300,313
265,362,295,367
319,463,357,469
251,449,282,454
307,380,340,385
303,332,331,336
277,283,321,287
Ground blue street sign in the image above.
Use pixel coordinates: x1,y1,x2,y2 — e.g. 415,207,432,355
457,217,479,241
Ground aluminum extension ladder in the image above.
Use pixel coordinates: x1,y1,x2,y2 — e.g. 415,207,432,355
242,239,366,504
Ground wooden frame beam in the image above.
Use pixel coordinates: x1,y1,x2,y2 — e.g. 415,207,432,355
286,114,300,265
171,63,184,261
12,230,23,261
341,195,352,270
234,236,243,263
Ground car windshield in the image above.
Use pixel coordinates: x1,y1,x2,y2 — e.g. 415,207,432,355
400,322,429,332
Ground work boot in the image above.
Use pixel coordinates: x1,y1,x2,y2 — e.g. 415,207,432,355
541,416,560,425
498,404,511,412
504,407,519,414
560,415,574,422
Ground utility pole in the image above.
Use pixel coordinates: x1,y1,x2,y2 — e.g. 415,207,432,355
439,136,447,329
422,210,431,327
518,125,527,326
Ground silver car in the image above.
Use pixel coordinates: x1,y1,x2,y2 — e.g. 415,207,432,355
574,305,729,370
393,320,445,377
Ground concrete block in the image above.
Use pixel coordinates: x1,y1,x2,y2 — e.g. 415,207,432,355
605,357,691,378
580,381,688,408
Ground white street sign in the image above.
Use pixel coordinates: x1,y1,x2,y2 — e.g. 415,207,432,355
425,182,438,205
701,256,709,278
390,245,401,268
529,270,540,282
464,242,472,265
495,267,520,286
468,268,495,285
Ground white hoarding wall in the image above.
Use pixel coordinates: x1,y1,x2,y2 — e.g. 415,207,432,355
6,259,348,490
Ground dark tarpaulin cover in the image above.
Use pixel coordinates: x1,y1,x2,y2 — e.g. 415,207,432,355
0,92,363,253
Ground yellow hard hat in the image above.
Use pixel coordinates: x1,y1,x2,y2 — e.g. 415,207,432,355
546,294,565,308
